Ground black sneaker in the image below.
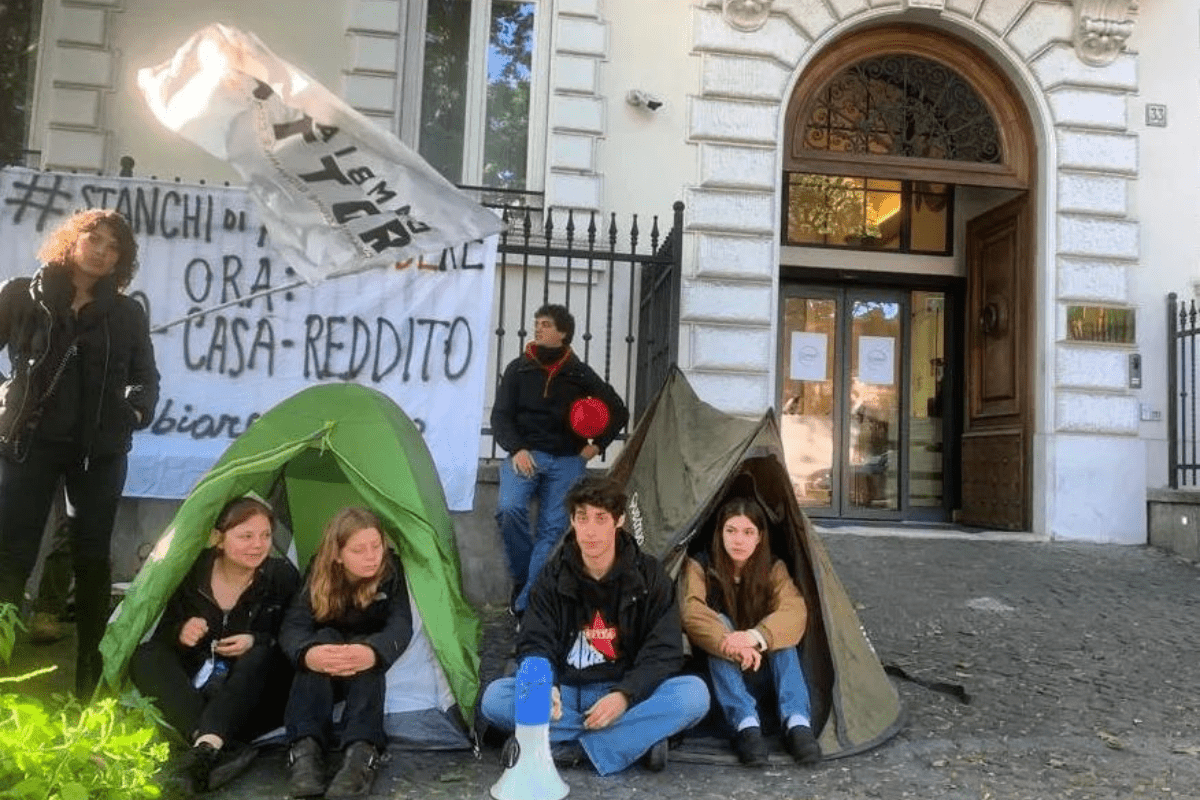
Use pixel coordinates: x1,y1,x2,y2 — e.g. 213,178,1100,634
784,724,821,765
643,738,668,772
733,726,769,767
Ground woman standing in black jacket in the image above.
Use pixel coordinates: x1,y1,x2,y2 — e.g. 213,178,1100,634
131,494,300,795
280,507,412,799
0,208,159,698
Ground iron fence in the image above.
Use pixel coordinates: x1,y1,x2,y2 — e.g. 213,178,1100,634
1168,292,1199,487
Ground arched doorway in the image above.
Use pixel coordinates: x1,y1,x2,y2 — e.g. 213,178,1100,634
777,25,1035,530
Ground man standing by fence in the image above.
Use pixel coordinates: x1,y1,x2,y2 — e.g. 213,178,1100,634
491,304,628,620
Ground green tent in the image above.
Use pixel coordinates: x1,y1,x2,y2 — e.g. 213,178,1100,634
609,367,903,760
100,383,481,744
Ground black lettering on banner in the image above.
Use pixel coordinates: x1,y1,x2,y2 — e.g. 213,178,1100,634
221,255,243,304
373,317,402,382
81,185,116,210
298,155,350,186
416,318,449,381
304,315,325,379
249,258,274,312
332,201,378,224
366,182,396,206
223,208,246,232
151,398,262,440
444,316,472,380
161,191,182,238
324,316,347,377
184,258,213,303
183,308,276,377
359,217,411,253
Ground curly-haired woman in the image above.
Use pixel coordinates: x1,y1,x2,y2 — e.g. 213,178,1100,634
0,208,159,698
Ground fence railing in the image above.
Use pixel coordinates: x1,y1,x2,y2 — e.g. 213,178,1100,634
1168,292,1199,488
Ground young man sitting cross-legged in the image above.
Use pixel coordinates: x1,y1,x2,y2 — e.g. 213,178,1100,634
480,476,710,776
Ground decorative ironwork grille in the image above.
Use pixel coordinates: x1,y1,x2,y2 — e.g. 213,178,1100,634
802,54,1002,164
1168,292,1200,488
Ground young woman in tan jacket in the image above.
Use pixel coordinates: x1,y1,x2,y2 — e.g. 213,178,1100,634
681,498,821,767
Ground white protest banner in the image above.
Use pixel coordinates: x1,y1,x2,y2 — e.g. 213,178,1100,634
137,23,503,284
0,167,496,511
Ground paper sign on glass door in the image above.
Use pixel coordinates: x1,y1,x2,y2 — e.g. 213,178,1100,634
858,336,895,385
790,332,828,381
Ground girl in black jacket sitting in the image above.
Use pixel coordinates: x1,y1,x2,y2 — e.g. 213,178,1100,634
280,507,412,799
130,494,301,795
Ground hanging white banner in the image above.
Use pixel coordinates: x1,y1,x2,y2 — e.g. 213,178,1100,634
0,167,496,511
136,22,503,284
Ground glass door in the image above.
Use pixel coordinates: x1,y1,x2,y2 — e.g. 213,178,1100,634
779,284,952,521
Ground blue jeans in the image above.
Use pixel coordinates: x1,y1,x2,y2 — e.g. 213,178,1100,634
481,675,710,776
708,616,812,732
496,450,587,612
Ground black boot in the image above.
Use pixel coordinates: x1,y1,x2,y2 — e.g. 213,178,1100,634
324,741,380,798
287,737,326,798
206,741,259,790
733,726,769,767
169,742,220,797
784,724,822,765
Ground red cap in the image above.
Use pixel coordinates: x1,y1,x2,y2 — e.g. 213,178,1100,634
569,397,610,439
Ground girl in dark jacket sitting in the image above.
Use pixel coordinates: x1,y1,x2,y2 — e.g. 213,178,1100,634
130,495,301,795
280,507,412,799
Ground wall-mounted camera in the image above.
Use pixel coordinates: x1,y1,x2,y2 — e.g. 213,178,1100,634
626,89,664,112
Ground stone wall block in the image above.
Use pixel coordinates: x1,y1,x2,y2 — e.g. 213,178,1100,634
694,8,808,66
59,5,107,47
1058,214,1138,260
828,0,871,18
1055,391,1139,434
1058,173,1128,216
701,55,791,101
691,325,774,371
686,188,776,234
1005,1,1073,59
558,0,601,17
1056,345,1131,390
776,0,836,39
977,0,1031,36
558,17,607,57
682,280,774,324
1048,87,1128,130
45,128,106,172
1032,44,1136,91
343,73,396,113
551,133,595,172
554,54,599,94
349,34,399,74
1057,130,1137,174
552,95,605,135
946,0,981,15
688,370,772,416
690,98,779,145
699,144,777,190
1057,257,1129,303
54,47,114,88
551,173,602,210
350,0,401,30
696,234,776,280
49,87,101,128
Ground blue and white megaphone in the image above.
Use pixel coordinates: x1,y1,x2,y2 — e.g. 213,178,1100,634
490,656,570,800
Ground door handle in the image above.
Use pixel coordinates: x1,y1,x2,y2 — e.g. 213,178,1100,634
979,299,1008,336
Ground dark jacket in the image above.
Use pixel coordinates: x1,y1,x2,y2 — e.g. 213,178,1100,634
518,529,684,706
151,548,302,677
279,551,413,672
490,344,629,457
0,265,159,461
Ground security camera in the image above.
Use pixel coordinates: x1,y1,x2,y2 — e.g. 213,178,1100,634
626,89,664,112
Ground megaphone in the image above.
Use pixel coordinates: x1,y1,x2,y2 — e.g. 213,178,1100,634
490,656,570,800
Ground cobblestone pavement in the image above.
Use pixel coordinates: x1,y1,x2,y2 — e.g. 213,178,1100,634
14,534,1200,799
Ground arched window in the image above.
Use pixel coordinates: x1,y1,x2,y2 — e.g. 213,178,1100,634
784,26,1032,189
801,54,1001,164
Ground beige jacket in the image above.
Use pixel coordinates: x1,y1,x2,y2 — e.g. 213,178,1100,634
681,556,807,661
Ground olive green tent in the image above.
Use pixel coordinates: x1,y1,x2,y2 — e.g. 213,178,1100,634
99,383,481,746
609,367,903,760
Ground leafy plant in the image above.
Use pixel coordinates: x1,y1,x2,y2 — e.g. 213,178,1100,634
0,603,170,800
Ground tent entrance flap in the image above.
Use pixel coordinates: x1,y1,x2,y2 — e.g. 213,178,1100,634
283,448,362,568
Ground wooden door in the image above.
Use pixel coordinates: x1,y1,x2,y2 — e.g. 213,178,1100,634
959,194,1032,529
